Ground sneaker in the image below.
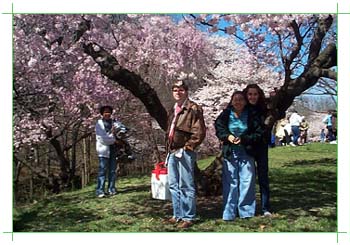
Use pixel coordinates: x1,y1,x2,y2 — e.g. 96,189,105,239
97,193,105,198
263,211,272,217
241,216,252,220
107,192,117,196
127,155,136,160
177,220,193,229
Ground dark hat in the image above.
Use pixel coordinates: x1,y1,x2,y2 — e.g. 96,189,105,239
171,80,189,91
99,105,113,115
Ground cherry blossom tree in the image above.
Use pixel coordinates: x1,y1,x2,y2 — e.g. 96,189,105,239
14,14,214,187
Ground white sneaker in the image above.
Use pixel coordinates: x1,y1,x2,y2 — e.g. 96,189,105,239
127,155,136,160
263,211,272,217
289,142,296,146
97,193,105,198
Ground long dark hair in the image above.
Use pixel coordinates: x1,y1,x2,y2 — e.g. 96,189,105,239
243,84,266,110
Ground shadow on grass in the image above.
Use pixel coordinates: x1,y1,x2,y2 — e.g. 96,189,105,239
269,158,336,225
282,157,336,167
118,184,150,194
14,196,101,231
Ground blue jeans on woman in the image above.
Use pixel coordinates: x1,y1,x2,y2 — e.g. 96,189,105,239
96,156,117,195
167,149,196,222
222,147,256,220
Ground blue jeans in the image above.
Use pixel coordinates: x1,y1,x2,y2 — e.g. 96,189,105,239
291,125,300,145
222,147,256,220
96,156,117,195
167,149,196,221
255,143,270,213
326,126,335,141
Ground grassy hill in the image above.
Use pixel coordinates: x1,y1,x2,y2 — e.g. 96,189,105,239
13,143,337,232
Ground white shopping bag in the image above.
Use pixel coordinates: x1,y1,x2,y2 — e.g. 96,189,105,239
151,162,171,200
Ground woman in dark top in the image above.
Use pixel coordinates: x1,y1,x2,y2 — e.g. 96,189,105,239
243,84,272,216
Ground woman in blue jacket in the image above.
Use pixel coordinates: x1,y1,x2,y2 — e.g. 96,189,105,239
215,91,264,221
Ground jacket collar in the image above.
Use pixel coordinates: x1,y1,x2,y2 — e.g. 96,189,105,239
174,98,188,110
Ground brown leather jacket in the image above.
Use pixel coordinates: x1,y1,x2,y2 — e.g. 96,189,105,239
166,99,206,152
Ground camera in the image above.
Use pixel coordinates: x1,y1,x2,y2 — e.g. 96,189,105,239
112,120,135,161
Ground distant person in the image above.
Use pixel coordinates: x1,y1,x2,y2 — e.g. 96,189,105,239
283,119,292,146
289,110,303,146
320,128,326,143
274,119,284,146
331,111,337,142
275,118,291,146
215,90,264,221
299,118,309,145
95,105,124,198
322,110,335,142
165,80,206,229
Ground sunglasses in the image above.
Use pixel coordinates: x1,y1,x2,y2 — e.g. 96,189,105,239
172,88,186,93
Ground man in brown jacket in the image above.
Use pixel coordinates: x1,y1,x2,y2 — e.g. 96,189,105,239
165,80,206,229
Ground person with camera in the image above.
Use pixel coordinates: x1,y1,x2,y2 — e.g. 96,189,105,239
95,105,122,198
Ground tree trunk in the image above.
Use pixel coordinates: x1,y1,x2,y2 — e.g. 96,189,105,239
69,121,82,188
14,156,23,204
87,135,91,184
82,138,88,187
46,145,51,178
29,168,33,202
195,153,224,196
49,137,70,186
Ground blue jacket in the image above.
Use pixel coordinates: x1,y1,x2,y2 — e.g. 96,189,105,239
214,105,264,160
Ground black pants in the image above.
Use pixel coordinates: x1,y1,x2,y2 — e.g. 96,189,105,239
255,143,270,213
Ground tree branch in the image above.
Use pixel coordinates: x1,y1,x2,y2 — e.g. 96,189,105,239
82,42,168,130
307,15,333,66
72,16,91,43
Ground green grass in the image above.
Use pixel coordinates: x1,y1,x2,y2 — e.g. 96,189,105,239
13,143,337,232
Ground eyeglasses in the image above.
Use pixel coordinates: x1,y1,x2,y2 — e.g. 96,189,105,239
172,89,186,93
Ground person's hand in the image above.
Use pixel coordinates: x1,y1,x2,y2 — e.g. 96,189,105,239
233,137,241,144
228,135,240,144
228,135,235,143
183,145,193,151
